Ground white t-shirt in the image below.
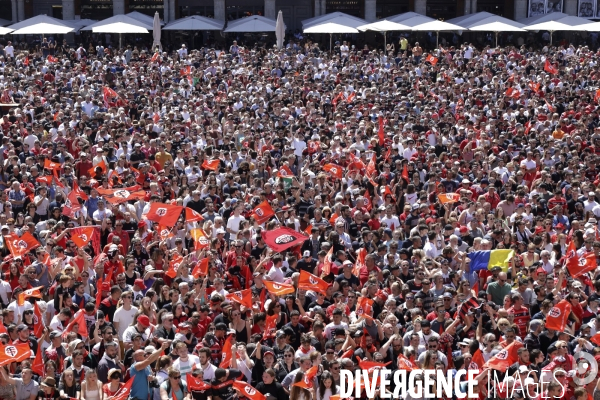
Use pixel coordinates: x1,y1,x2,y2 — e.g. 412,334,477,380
112,306,139,340
7,300,32,324
172,354,200,384
226,215,245,234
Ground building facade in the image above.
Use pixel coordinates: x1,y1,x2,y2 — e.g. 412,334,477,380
5,0,585,31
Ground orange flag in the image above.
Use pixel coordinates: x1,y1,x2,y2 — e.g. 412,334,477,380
187,374,211,391
471,348,485,370
226,289,253,309
322,246,333,276
17,285,44,306
72,180,89,200
277,165,294,177
219,335,234,368
201,159,220,171
303,224,313,236
378,116,385,146
96,278,104,307
425,54,438,65
438,193,461,204
166,255,184,278
545,299,572,332
484,341,520,372
323,163,343,180
232,381,266,400
88,160,107,177
5,232,41,258
145,202,184,227
353,247,367,277
366,153,377,177
62,310,89,338
356,358,391,371
262,280,295,296
0,343,31,366
566,252,597,279
355,297,374,320
185,207,204,223
190,228,211,250
70,226,95,249
263,314,278,339
44,159,61,170
293,365,319,389
191,259,209,278
111,376,135,400
251,201,275,225
397,354,415,371
298,270,329,294
31,343,44,376
401,164,409,183
544,59,558,74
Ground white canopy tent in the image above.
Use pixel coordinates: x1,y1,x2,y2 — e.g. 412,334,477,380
224,15,278,32
386,12,434,26
518,11,570,25
466,16,526,46
0,27,13,35
357,20,411,49
82,15,150,48
8,15,75,35
0,18,12,27
411,20,464,47
163,15,224,30
64,19,97,32
127,11,162,26
447,11,498,27
301,12,367,30
524,15,598,44
304,22,358,50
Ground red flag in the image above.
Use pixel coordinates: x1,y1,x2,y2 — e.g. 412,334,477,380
425,55,438,65
111,376,135,400
484,341,520,372
262,280,295,296
355,297,374,320
31,343,44,376
353,248,367,277
0,324,6,335
438,193,461,204
397,354,415,371
263,314,278,339
191,259,209,279
0,343,31,366
232,381,266,400
44,159,61,170
88,160,107,177
185,207,204,223
378,115,385,146
356,358,391,371
47,55,57,63
201,159,220,171
545,299,572,332
219,335,234,368
298,270,329,294
145,202,184,227
96,278,104,308
383,185,395,202
187,374,211,391
17,285,43,306
277,165,294,178
366,153,377,177
591,333,600,347
151,52,160,63
544,59,558,74
566,252,597,279
303,224,313,236
70,227,95,249
190,228,211,250
5,232,41,258
62,310,89,338
261,227,309,253
293,365,318,389
24,56,29,66
346,92,355,102
33,302,44,338
36,175,54,185
251,201,275,225
323,163,343,180
226,289,253,309
471,348,485,370
322,246,333,276
72,180,89,201
96,186,145,205
166,254,184,279
401,164,409,183
364,190,372,211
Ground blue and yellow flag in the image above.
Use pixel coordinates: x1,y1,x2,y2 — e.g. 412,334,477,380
469,250,514,272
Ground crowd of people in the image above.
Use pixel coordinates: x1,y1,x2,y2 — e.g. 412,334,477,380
0,32,598,400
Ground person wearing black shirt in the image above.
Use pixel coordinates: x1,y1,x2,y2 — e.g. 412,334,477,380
296,252,317,274
334,262,360,290
282,311,305,349
153,313,176,355
307,293,332,312
211,368,242,400
255,369,287,400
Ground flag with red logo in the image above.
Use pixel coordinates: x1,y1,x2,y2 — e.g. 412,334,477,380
471,348,485,370
219,335,234,368
185,207,204,223
307,141,321,154
97,186,145,204
438,193,461,204
397,354,415,371
72,180,89,201
293,365,319,389
262,280,295,296
36,175,54,185
378,116,385,146
544,59,558,74
366,153,377,178
111,376,135,400
191,259,209,278
166,254,184,279
323,163,343,180
322,246,334,276
44,159,61,170
545,299,572,332
232,381,266,400
355,296,374,320
17,285,43,306
33,301,44,338
356,358,391,371
263,314,278,340
5,232,40,258
261,226,309,253
484,341,519,372
425,55,438,65
62,310,89,338
277,165,294,178
251,201,275,225
566,252,597,279
0,343,32,366
190,228,211,250
145,202,184,227
226,289,253,309
187,374,211,391
201,159,220,171
298,270,329,294
70,226,95,249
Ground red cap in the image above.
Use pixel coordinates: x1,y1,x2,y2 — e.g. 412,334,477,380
459,226,469,234
138,220,146,229
556,223,565,230
375,290,388,301
134,279,146,290
138,315,150,327
534,226,545,235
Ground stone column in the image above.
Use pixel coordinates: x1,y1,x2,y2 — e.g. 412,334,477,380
169,0,175,23
321,0,325,15
514,0,527,20
113,0,125,15
414,0,426,15
11,0,16,22
365,0,375,21
265,0,275,19
17,0,24,21
564,0,577,15
214,0,225,22
62,0,74,20
314,0,321,17
163,0,169,23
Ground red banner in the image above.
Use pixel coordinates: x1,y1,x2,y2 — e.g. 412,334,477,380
145,203,184,227
261,227,308,253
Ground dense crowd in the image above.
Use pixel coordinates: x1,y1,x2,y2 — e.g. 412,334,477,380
0,34,599,400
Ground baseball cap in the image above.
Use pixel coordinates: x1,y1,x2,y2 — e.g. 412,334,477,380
134,279,146,290
138,315,150,327
303,250,311,257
